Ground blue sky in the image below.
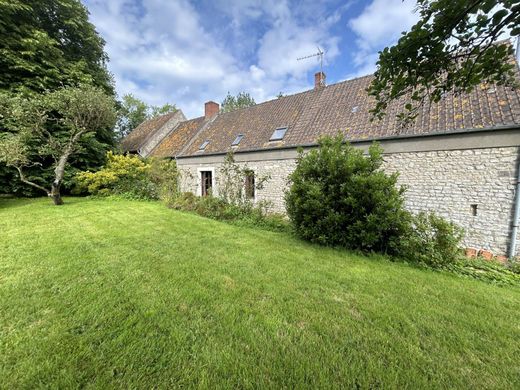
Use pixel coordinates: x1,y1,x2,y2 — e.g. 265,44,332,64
82,0,419,118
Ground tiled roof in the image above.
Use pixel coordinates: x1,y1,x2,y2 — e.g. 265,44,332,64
178,72,520,157
149,117,207,158
121,111,178,152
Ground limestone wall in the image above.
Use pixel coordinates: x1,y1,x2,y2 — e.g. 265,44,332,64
177,146,520,255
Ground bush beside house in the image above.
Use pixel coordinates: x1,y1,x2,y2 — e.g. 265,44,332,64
285,136,464,268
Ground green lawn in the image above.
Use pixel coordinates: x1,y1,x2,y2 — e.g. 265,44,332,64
1,198,519,388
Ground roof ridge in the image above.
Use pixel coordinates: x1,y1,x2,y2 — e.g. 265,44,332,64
211,74,375,121
138,110,185,155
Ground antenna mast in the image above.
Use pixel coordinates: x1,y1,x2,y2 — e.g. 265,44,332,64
297,47,325,73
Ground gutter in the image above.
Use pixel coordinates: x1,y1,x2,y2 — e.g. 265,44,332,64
507,39,520,259
175,124,520,159
509,155,520,258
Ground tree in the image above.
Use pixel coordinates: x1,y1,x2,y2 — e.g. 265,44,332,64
369,0,519,123
0,0,117,195
220,92,256,113
116,94,149,139
0,85,116,205
0,0,113,95
116,94,177,138
150,103,177,118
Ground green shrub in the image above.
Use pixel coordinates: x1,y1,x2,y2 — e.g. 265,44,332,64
76,152,179,201
398,211,464,268
169,192,288,232
76,152,155,199
285,135,409,253
148,158,179,203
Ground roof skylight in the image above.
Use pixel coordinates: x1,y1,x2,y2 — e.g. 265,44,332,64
232,134,244,146
270,127,287,141
199,140,210,150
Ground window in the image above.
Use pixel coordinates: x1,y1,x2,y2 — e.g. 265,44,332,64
232,134,244,146
270,127,287,141
199,140,210,150
244,171,255,199
200,171,212,196
470,204,478,216
351,106,359,113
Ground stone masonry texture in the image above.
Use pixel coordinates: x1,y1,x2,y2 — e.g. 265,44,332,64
178,146,520,256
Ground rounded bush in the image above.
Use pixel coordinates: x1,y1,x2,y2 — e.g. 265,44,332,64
285,136,410,253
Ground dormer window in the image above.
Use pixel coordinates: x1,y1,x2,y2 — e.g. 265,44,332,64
270,127,287,141
199,140,209,150
232,134,244,146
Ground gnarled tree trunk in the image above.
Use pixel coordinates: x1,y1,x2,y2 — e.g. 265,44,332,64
49,143,75,206
50,181,63,205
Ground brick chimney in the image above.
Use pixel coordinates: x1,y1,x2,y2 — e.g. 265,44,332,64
205,101,219,119
314,72,326,89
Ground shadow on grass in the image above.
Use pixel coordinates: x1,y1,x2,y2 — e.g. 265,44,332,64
0,196,86,210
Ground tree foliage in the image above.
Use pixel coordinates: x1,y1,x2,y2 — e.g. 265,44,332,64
0,85,116,204
369,0,520,123
220,92,256,113
0,0,113,95
0,0,117,195
116,94,177,138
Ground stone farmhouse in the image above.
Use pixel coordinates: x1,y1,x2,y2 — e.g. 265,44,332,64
122,67,520,258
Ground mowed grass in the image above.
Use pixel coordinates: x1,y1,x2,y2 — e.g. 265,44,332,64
1,198,519,389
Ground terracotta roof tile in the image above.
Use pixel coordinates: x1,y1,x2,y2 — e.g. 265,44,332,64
121,111,178,152
178,71,520,157
149,117,207,158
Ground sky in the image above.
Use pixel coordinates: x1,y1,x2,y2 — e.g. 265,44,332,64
82,0,420,118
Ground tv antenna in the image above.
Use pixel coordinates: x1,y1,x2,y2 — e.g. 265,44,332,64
297,46,325,74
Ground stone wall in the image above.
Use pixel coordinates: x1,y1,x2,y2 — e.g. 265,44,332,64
383,147,519,255
178,146,520,255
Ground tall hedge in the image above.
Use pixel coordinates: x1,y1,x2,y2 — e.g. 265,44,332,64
285,136,410,254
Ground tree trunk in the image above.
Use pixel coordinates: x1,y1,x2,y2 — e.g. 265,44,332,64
50,182,63,205
51,143,75,206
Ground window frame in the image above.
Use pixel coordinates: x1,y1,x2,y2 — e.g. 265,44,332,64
199,140,210,151
232,134,244,146
269,126,288,141
197,167,215,196
244,169,255,201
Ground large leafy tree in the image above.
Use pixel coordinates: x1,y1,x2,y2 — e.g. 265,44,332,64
0,0,117,195
0,0,113,95
0,85,116,205
116,94,177,139
221,92,256,113
369,0,519,122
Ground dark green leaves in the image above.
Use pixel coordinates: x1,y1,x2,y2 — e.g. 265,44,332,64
368,0,519,124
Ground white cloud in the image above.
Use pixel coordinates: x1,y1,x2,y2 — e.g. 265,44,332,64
83,0,346,118
347,0,419,78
